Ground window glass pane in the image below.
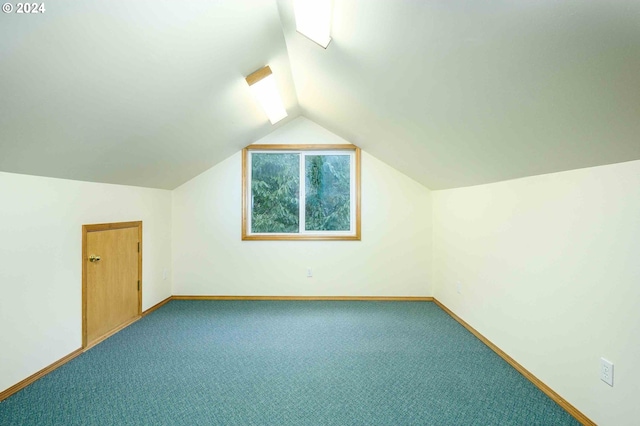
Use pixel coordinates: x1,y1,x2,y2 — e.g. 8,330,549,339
305,154,351,231
251,153,300,233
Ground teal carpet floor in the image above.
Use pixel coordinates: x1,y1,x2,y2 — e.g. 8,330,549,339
0,301,579,425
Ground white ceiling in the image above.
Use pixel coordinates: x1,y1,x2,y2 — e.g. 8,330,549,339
2,0,639,190
0,0,300,189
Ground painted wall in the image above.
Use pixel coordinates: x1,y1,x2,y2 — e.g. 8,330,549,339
432,160,640,426
172,118,432,297
0,172,172,394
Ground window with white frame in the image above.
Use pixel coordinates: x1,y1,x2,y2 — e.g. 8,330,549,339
242,144,361,240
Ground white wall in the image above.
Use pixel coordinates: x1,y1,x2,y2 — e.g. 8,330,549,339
432,160,640,426
0,172,172,394
2,116,635,425
172,117,432,296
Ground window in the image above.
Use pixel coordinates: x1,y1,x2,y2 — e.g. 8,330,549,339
242,144,361,240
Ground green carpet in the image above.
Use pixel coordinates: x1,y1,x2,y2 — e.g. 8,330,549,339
0,301,579,425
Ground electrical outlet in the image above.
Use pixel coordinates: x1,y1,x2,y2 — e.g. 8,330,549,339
162,269,168,281
456,281,461,294
307,268,313,278
600,357,614,386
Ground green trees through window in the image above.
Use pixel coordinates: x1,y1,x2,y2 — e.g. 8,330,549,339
243,145,360,240
251,153,299,233
305,155,350,231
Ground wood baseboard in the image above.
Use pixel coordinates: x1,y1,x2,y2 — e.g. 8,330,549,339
171,295,434,301
143,296,172,316
0,296,173,402
0,347,84,402
432,298,595,426
1,295,594,426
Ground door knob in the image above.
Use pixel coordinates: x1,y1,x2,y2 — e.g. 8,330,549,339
89,255,101,262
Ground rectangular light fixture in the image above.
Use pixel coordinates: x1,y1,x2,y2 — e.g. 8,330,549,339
294,0,332,48
245,66,288,125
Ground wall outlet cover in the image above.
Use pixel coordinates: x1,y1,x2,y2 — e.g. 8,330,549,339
600,357,614,386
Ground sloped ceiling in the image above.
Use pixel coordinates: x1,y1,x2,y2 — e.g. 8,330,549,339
278,0,640,189
1,0,639,190
0,0,300,189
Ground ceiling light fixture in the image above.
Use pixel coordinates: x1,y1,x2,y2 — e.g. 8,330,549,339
245,66,288,125
294,0,332,48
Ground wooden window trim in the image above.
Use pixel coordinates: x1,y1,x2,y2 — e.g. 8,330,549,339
242,144,361,241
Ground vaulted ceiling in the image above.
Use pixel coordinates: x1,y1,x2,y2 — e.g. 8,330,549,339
1,0,639,190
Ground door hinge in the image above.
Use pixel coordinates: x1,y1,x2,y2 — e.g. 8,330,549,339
137,280,140,291
137,242,140,252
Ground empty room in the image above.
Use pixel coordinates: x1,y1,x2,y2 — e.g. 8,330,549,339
1,1,638,425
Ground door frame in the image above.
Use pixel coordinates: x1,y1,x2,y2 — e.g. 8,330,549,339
82,221,142,348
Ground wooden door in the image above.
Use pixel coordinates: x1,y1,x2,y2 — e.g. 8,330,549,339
83,222,142,347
